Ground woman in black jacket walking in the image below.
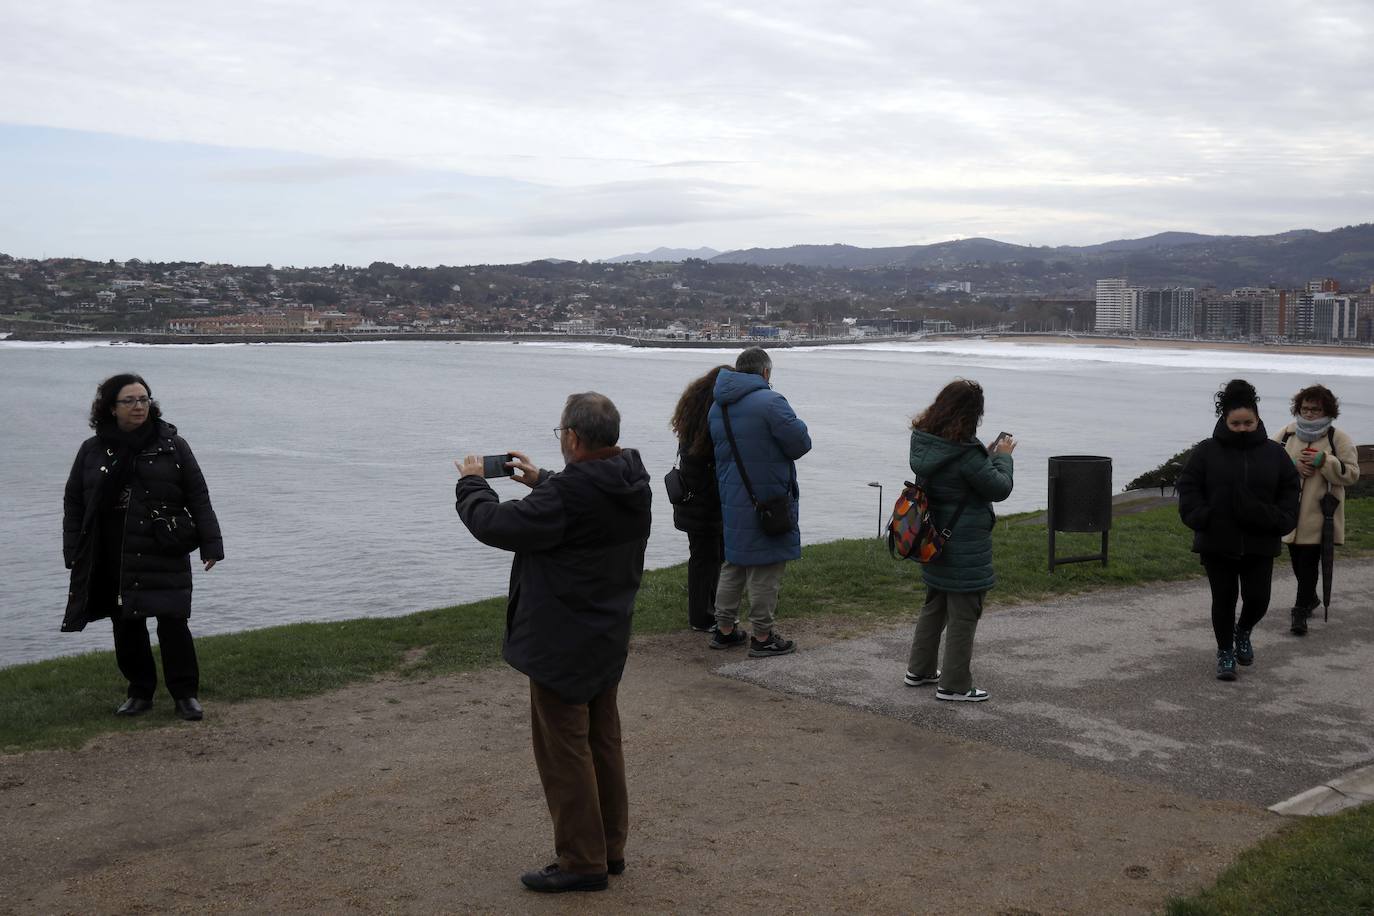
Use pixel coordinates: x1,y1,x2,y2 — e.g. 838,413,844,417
669,366,729,631
1176,379,1300,681
62,373,225,720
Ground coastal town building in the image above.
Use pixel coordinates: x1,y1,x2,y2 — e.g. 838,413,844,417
1094,278,1133,331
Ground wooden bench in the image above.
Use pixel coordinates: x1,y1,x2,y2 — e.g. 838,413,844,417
1358,444,1374,478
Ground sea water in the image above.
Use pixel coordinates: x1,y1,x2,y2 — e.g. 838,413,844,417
2,337,1370,667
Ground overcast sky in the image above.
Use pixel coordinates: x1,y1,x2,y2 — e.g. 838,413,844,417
2,0,1371,266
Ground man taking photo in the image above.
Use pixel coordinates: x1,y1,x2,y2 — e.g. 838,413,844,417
453,392,652,894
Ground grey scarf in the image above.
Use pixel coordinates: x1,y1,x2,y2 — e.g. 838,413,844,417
1294,416,1333,443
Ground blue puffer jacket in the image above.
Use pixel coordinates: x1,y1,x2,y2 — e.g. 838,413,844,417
909,429,1014,592
709,369,812,565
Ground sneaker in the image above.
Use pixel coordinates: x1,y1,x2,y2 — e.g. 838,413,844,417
1234,628,1254,666
1216,649,1237,681
748,631,796,658
709,626,748,650
935,687,989,702
903,669,941,687
690,622,718,633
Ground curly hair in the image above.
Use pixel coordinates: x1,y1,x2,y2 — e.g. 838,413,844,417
1290,383,1339,419
88,373,161,430
670,365,729,458
1213,378,1259,418
912,379,984,442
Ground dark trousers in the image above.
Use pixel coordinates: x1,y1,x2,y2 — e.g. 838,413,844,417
528,680,628,875
685,530,723,629
1288,544,1321,610
1202,554,1273,650
112,615,200,700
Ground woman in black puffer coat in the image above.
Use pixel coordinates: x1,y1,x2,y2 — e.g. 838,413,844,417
1176,379,1300,682
669,365,729,631
63,373,224,720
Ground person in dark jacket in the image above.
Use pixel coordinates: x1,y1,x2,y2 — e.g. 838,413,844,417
669,365,729,631
62,373,224,721
1177,379,1301,681
454,391,651,895
706,347,812,657
904,379,1015,703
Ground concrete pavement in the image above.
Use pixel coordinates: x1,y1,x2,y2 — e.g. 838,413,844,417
718,557,1374,810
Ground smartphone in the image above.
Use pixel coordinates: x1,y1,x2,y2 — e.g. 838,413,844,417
482,454,515,478
991,431,1013,449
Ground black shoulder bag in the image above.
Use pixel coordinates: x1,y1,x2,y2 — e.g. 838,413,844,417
720,404,794,537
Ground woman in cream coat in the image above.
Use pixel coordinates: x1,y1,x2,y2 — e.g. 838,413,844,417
1273,383,1360,635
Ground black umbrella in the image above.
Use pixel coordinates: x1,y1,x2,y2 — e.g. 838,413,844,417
1319,489,1341,621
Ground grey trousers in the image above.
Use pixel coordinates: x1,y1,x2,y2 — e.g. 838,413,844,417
907,588,985,694
713,561,786,638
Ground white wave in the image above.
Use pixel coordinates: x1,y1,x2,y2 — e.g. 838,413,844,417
826,339,1374,378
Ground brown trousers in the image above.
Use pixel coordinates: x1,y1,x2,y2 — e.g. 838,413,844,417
528,679,629,874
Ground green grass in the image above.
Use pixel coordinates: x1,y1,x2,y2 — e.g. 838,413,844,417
1166,803,1374,916
6,500,1374,754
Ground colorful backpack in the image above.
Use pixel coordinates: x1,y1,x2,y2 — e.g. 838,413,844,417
888,453,971,563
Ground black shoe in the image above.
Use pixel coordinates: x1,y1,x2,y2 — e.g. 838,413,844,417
709,626,748,649
1234,628,1254,666
935,687,990,702
748,631,796,658
1216,649,1237,681
174,697,204,721
519,863,608,893
1290,607,1310,636
115,697,153,717
608,859,626,875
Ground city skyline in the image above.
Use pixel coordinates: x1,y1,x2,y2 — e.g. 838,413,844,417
2,1,1371,267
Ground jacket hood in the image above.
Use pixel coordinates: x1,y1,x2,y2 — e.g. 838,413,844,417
713,368,770,407
1212,416,1270,449
562,447,652,510
910,428,981,476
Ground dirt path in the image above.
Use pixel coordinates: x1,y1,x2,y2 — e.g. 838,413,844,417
0,620,1276,915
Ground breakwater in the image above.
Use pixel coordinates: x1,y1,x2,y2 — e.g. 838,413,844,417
2,329,915,348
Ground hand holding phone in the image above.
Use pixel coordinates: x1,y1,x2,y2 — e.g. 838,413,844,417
991,431,1016,454
482,453,516,478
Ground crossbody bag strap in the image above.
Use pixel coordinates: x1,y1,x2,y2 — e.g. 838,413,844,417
719,404,762,507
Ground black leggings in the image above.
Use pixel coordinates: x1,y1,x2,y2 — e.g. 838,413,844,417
1202,553,1273,650
1288,543,1321,609
685,530,724,630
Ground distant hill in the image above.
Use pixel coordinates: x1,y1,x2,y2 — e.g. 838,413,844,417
601,246,723,263
708,225,1374,288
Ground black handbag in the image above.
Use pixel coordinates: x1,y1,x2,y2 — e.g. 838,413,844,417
719,404,794,537
664,465,691,505
149,503,200,555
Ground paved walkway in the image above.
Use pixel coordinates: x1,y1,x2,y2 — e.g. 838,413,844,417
720,557,1374,809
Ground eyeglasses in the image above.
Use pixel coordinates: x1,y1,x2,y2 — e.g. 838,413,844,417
116,397,152,407
553,426,575,440
1298,404,1325,417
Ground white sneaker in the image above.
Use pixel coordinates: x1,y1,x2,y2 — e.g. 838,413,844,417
903,669,941,686
935,687,989,702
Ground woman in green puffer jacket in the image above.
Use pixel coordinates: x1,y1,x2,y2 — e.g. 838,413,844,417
903,379,1015,703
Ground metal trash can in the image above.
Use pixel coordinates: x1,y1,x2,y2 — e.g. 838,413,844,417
1047,455,1112,572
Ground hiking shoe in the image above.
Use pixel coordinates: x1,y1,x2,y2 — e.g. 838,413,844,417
1234,628,1254,666
1216,649,1237,681
709,626,747,650
1290,607,1310,636
935,687,989,702
748,631,796,658
904,669,941,687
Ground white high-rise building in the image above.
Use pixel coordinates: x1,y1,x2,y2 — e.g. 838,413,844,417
1095,278,1134,332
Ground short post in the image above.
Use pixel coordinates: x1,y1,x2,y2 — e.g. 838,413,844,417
867,481,884,538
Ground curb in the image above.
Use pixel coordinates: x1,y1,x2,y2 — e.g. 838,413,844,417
1268,763,1374,816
